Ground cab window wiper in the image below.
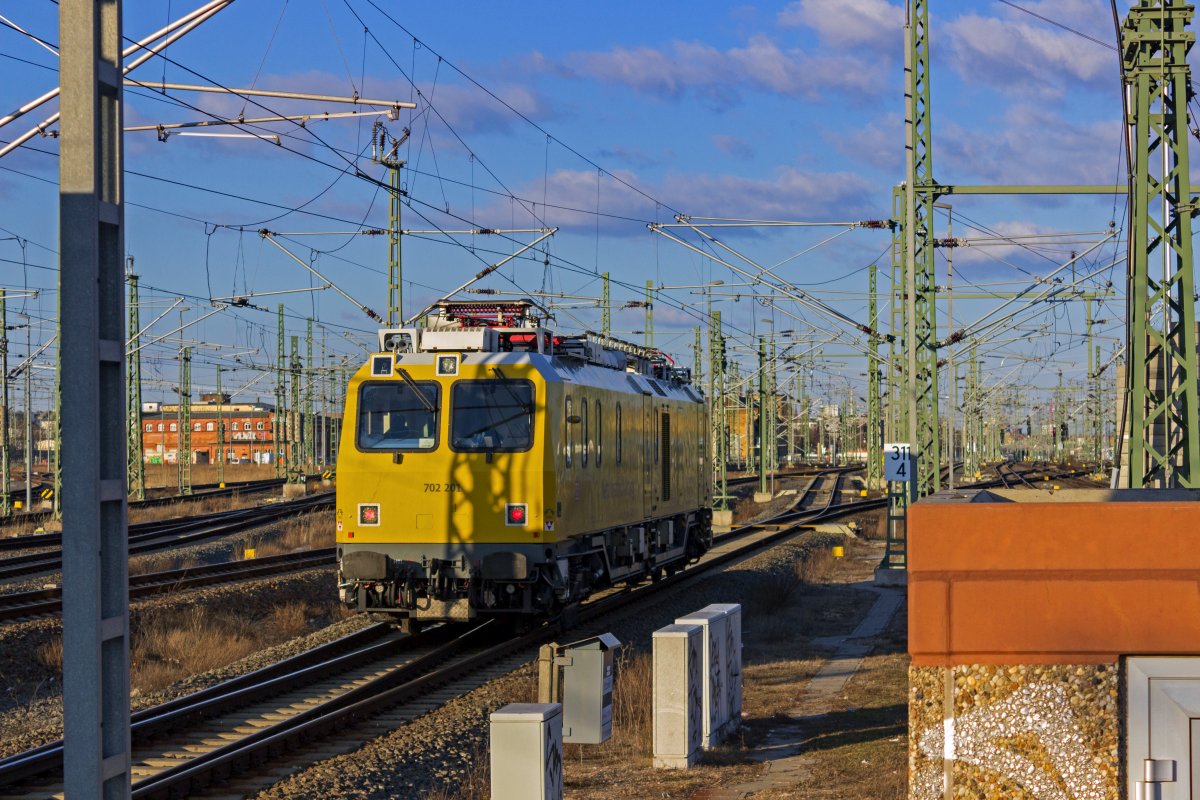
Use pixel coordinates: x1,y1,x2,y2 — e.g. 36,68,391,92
396,367,436,413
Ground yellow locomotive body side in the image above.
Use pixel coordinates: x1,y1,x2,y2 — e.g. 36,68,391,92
336,312,710,625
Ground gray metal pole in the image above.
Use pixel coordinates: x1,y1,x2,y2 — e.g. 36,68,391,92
24,319,31,511
0,290,8,517
59,0,131,797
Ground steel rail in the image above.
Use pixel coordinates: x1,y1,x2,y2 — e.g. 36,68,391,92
0,621,411,786
0,493,334,582
127,469,872,799
0,547,336,623
0,463,1089,797
1,474,334,531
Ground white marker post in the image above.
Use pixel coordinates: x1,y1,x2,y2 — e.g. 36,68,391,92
882,443,916,571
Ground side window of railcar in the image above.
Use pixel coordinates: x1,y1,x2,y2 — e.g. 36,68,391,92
565,397,573,467
615,403,622,464
581,397,589,467
357,381,440,451
595,400,602,466
451,380,535,452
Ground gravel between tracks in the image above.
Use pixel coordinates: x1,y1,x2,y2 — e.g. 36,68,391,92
252,526,860,800
0,567,370,759
0,507,332,598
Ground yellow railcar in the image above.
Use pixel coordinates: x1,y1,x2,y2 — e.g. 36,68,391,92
336,301,711,628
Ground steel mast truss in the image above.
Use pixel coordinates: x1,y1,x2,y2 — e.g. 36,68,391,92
868,262,883,490
1122,0,1200,487
905,0,941,496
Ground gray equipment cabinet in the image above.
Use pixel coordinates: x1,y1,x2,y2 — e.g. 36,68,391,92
489,703,564,800
653,623,703,769
675,609,729,748
560,632,621,744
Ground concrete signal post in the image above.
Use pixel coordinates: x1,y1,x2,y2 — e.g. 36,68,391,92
60,0,132,796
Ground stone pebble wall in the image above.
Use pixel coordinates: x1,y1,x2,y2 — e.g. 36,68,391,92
909,664,1119,800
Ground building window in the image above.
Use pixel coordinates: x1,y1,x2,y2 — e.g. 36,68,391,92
169,423,177,432
193,422,201,431
232,422,240,431
157,423,163,432
256,422,264,431
206,422,214,431
145,423,153,432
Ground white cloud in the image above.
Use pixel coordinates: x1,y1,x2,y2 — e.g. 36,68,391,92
778,0,904,51
560,35,886,103
939,104,1123,186
943,8,1117,95
474,164,878,236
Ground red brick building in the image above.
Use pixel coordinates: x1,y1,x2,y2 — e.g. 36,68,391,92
141,395,279,465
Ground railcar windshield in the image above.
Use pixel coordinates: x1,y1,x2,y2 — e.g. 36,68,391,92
357,381,440,450
450,380,535,452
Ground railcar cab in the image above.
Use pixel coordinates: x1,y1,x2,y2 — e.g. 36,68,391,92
337,298,707,626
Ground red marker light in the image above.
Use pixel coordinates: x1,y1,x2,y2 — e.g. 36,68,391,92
505,503,527,526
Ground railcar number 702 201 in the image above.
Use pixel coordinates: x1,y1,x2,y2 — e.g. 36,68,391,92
423,483,463,493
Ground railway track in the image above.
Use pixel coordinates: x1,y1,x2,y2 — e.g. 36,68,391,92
994,460,1097,490
0,469,860,624
0,547,335,623
724,463,863,488
0,493,334,584
0,464,1095,797
0,467,871,799
2,476,334,528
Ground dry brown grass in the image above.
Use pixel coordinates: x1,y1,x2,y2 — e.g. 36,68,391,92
268,601,311,640
34,638,63,673
245,511,333,558
128,492,266,524
131,606,262,693
143,463,276,489
604,648,654,758
31,593,348,696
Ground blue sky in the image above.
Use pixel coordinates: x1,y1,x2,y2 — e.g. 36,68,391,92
0,0,1133,415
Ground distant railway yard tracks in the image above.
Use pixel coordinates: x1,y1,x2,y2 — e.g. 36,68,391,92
0,492,334,586
0,466,880,799
0,547,335,623
2,476,330,528
0,462,1100,798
